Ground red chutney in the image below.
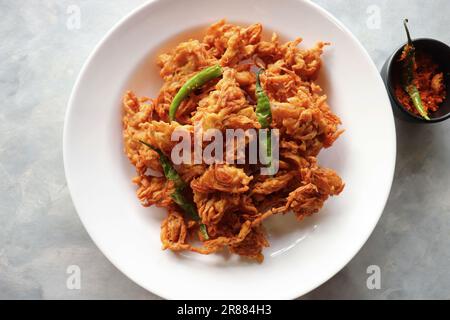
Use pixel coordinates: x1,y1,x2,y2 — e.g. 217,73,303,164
395,50,446,115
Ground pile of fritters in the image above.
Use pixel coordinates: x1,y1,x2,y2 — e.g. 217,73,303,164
122,20,344,262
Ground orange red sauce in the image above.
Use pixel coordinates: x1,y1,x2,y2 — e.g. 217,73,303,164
395,50,446,116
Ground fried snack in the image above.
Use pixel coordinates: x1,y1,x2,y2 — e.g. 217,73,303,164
122,20,344,262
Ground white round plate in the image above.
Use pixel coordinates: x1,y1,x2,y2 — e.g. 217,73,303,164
64,0,396,299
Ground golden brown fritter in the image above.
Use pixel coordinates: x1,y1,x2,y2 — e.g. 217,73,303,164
122,20,344,262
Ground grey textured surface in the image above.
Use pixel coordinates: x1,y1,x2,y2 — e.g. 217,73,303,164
0,0,449,299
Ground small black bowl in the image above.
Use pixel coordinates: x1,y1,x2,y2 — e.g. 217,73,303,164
381,38,450,123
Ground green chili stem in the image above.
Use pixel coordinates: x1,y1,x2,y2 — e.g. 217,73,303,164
404,19,413,46
401,19,430,121
169,65,223,122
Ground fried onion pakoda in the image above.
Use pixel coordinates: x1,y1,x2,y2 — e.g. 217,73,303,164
122,20,344,262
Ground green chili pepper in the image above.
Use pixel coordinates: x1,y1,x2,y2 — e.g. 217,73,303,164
169,65,223,122
401,19,430,120
170,192,208,239
139,140,209,239
139,141,185,189
255,69,272,128
255,69,272,167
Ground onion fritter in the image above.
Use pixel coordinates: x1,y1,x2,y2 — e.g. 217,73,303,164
122,20,344,262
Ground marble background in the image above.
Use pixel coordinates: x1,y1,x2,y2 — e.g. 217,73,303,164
1,0,449,299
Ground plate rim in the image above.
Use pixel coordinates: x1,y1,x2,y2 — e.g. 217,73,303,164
63,0,397,299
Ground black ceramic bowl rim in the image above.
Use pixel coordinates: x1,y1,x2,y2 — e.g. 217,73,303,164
385,38,450,123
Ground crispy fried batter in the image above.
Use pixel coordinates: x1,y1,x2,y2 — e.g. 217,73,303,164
133,175,176,207
192,67,250,130
251,172,296,195
122,20,344,262
161,209,190,251
191,164,253,194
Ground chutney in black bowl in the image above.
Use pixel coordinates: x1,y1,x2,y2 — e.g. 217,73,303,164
382,38,450,123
